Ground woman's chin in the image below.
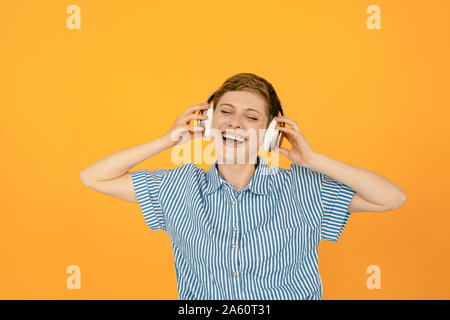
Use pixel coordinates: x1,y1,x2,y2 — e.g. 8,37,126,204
212,138,259,164
217,147,260,164
215,147,247,164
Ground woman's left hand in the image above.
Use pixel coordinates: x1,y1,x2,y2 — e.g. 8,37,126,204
273,115,318,169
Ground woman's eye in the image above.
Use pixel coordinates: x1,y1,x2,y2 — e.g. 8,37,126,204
221,109,256,120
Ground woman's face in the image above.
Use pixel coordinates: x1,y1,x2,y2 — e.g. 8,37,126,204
211,90,269,164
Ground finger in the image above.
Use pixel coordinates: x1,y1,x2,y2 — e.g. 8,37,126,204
275,126,297,136
182,102,210,117
169,126,203,143
184,124,205,132
182,113,209,123
177,125,205,144
276,116,300,132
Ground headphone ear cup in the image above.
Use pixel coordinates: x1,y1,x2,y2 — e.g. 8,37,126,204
203,103,214,139
263,118,278,152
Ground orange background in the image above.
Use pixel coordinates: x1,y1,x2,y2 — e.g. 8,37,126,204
1,0,449,299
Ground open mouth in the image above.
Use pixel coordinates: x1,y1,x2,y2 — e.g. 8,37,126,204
222,132,247,148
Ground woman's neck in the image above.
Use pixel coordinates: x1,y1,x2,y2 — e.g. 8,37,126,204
217,158,258,192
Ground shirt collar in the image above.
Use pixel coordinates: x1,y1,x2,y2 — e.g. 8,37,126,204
205,155,272,195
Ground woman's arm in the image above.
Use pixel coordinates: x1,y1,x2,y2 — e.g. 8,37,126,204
307,153,408,211
79,137,175,203
79,136,171,186
79,102,209,185
274,115,407,212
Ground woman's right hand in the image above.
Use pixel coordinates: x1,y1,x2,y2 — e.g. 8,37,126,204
161,102,210,148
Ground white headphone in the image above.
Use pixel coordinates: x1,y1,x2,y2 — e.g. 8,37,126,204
196,89,285,152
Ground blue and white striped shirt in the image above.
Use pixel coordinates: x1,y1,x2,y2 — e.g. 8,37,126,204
131,155,355,300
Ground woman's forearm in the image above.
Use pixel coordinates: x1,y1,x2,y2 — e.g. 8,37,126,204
307,153,407,209
79,135,172,184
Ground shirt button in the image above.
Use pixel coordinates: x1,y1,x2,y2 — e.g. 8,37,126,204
231,243,236,249
233,226,238,232
232,272,238,277
231,200,236,205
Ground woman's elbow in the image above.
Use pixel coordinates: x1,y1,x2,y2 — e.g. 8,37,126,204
392,188,408,210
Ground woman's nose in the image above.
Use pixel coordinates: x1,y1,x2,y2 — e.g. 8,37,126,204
229,114,243,128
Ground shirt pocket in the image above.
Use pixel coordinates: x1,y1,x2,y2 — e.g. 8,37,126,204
240,222,303,278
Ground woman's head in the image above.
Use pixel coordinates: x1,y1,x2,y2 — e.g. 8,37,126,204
209,73,283,164
211,73,282,126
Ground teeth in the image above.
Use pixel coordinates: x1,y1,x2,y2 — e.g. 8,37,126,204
223,134,245,143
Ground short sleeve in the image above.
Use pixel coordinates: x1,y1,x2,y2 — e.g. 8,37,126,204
319,174,355,242
290,163,355,243
131,169,169,231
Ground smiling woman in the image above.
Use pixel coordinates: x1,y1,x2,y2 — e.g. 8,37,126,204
79,72,407,300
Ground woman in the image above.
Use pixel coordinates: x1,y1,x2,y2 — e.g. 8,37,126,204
79,72,407,299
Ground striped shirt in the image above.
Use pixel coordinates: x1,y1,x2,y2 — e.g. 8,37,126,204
131,155,355,300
